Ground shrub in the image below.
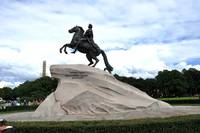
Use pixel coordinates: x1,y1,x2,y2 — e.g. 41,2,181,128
161,99,200,105
0,105,38,112
8,115,200,133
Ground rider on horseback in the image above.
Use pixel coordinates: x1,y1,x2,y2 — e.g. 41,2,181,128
72,24,99,53
60,25,113,73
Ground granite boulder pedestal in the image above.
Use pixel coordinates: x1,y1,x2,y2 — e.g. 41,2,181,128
35,64,171,117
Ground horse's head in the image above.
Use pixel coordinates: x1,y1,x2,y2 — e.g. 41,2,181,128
68,26,78,33
68,26,84,34
68,26,84,45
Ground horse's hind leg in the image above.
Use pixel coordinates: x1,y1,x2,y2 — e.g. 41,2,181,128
86,54,93,66
92,56,99,67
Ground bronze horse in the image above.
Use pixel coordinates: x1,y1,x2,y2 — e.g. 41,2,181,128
60,26,113,73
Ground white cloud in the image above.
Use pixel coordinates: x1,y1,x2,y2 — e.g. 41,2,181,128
106,40,200,78
0,80,21,88
174,62,200,71
106,44,168,78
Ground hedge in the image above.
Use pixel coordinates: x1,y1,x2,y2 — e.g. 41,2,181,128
0,105,38,112
8,114,200,133
161,99,200,105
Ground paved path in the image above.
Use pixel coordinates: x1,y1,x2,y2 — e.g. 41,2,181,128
1,106,200,121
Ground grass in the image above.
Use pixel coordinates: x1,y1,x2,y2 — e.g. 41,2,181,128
158,96,200,106
159,96,199,101
172,104,200,106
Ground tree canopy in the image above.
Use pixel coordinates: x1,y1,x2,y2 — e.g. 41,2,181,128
115,68,200,98
0,76,58,101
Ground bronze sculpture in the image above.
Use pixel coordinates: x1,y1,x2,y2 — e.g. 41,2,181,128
60,25,113,73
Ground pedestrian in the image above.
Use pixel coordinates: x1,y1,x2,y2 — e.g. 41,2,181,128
0,118,15,133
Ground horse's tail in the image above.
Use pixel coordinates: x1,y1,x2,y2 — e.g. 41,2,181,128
100,50,113,73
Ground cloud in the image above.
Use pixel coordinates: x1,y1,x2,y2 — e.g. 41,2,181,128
0,80,21,88
0,0,200,87
106,39,200,78
173,62,200,72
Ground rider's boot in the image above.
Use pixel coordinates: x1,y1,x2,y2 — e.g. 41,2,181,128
71,43,79,54
71,49,77,54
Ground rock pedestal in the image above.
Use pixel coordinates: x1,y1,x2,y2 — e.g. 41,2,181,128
35,64,170,117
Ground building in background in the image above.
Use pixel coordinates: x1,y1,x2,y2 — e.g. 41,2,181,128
42,60,46,77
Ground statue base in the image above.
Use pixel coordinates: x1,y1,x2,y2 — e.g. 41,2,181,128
35,64,170,117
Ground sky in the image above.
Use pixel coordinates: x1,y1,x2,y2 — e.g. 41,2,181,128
0,0,200,88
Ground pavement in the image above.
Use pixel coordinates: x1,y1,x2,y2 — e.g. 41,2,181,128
1,106,200,121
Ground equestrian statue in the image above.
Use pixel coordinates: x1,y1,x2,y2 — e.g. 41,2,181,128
59,24,113,73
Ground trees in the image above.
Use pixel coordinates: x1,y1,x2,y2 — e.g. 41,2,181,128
141,78,158,98
115,69,200,98
182,68,200,97
114,75,157,97
155,70,187,97
0,76,58,102
13,76,58,101
0,87,13,100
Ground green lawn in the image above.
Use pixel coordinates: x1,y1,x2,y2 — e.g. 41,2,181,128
159,96,200,106
7,114,200,133
159,96,199,101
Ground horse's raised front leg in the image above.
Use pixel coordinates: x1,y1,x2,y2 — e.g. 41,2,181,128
59,44,67,54
60,44,69,54
64,45,68,54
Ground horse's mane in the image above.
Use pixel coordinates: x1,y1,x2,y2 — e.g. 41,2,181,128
77,26,84,34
